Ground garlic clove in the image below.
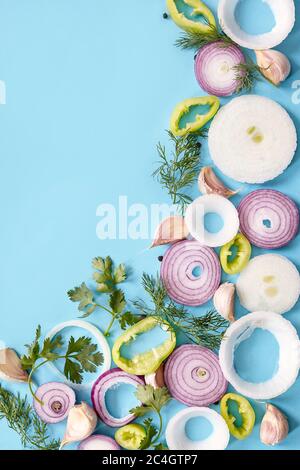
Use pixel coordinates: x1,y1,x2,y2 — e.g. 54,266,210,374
151,216,189,248
213,283,235,322
255,49,291,86
60,402,97,449
0,348,28,383
198,167,238,198
260,404,289,446
145,364,165,389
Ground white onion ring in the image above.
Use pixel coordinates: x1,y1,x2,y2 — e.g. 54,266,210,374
164,345,227,406
218,0,295,50
185,194,239,247
91,368,144,427
33,382,76,424
236,254,300,315
46,320,111,390
219,311,300,399
238,189,299,249
78,435,120,450
166,407,230,450
160,240,221,306
194,42,245,97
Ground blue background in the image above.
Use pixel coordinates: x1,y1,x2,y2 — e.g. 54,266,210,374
0,0,300,450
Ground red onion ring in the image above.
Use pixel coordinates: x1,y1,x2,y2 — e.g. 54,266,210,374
164,345,227,407
78,435,120,450
238,189,299,249
91,368,144,427
160,240,221,306
33,382,76,424
194,42,245,97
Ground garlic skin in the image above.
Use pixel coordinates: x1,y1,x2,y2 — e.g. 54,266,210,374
255,50,291,86
213,283,235,322
198,167,237,198
60,402,97,449
145,364,165,389
260,404,289,446
0,348,28,383
151,216,189,248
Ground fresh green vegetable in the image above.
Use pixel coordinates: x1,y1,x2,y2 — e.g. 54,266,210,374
220,233,252,275
115,423,147,450
0,385,60,450
112,317,176,375
175,23,233,50
167,0,216,34
220,393,255,440
68,256,139,336
21,326,103,402
130,385,171,450
133,274,228,350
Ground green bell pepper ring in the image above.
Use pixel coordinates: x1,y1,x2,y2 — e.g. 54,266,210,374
167,0,216,34
115,424,146,450
170,96,220,137
220,393,255,440
220,233,252,275
112,316,176,375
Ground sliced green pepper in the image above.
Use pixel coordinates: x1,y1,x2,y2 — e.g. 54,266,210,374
220,233,252,275
220,393,255,440
112,316,176,375
170,96,220,137
115,424,146,450
167,0,216,34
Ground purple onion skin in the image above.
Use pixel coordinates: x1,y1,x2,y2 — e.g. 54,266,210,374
33,382,76,424
194,42,245,97
78,435,120,451
238,189,299,249
164,344,227,407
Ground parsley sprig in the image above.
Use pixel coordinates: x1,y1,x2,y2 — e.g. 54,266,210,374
21,326,103,402
130,385,170,450
68,256,138,336
0,385,60,450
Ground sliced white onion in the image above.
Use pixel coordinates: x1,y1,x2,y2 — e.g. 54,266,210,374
46,320,111,390
219,311,300,399
208,95,297,184
185,194,239,247
166,407,230,450
218,0,295,50
236,254,300,315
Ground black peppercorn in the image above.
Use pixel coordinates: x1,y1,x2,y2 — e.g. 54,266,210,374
158,256,164,262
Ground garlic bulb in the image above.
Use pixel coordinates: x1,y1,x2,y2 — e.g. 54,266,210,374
255,50,291,86
151,216,189,248
213,283,235,322
198,167,237,198
260,404,289,446
145,364,165,389
0,348,28,383
60,402,97,449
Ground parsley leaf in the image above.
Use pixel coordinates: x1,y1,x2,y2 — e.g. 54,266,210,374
109,289,126,314
67,283,97,316
139,418,158,450
92,256,126,293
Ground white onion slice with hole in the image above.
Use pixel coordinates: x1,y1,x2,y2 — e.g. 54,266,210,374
208,95,297,184
219,311,300,399
185,194,239,247
166,407,230,450
218,0,295,50
236,254,300,315
46,320,111,390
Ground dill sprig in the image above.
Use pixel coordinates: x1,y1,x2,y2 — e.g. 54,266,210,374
133,274,228,351
0,385,60,450
153,130,205,214
175,24,234,50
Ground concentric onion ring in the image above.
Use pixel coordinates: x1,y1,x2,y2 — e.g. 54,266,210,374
33,382,76,424
238,189,299,249
219,312,300,399
164,344,227,406
160,240,221,306
166,407,230,450
91,368,144,427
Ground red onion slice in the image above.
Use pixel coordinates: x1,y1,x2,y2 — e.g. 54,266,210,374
164,344,227,406
195,42,245,96
78,435,120,450
91,368,144,427
33,382,76,424
238,189,299,249
160,240,221,306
